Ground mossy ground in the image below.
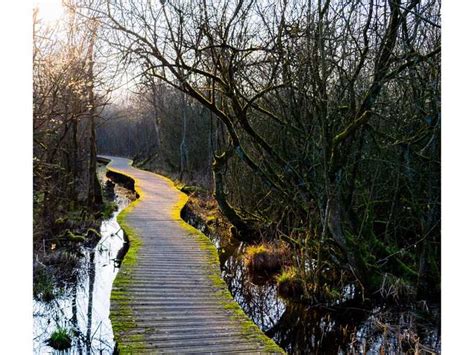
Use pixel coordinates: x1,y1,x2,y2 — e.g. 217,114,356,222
107,161,284,353
106,165,145,352
168,180,284,353
247,244,268,255
276,267,298,284
276,267,306,302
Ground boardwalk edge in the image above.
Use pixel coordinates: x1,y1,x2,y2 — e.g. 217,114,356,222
106,159,284,354
107,165,146,352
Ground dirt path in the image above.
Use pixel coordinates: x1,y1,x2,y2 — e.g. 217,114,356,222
102,156,283,353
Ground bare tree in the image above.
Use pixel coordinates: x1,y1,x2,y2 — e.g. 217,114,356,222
83,0,440,298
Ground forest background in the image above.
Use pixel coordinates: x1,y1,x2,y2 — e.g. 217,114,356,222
0,1,472,353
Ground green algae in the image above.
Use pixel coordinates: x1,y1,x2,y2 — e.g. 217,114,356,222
107,161,284,354
106,165,145,352
169,184,285,353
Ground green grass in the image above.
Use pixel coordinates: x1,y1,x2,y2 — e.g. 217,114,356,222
101,201,118,219
47,327,72,350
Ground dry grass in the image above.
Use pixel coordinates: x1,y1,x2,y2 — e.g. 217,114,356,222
244,242,290,278
276,267,305,301
378,273,416,303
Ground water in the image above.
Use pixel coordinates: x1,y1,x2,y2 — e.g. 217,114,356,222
33,191,130,354
183,208,441,354
32,176,440,354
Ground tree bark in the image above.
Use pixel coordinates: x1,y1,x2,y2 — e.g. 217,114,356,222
179,91,189,180
86,21,102,210
212,150,258,243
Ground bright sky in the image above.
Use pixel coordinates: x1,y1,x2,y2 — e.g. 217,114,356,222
33,0,65,23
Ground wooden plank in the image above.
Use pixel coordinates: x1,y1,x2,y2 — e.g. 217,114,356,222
102,156,284,354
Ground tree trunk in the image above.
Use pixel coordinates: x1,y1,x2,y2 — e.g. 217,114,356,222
179,91,189,180
327,187,369,296
151,80,161,153
212,150,258,243
86,21,102,210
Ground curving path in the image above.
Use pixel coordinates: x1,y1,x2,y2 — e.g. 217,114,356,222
102,156,283,354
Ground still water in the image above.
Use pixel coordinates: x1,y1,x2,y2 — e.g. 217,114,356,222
33,172,440,354
33,191,130,354
184,208,441,354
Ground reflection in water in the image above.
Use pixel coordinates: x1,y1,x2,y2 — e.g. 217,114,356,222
222,254,286,331
186,212,441,354
33,192,130,354
86,250,95,354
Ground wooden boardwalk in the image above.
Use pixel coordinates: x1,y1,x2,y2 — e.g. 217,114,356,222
103,156,283,354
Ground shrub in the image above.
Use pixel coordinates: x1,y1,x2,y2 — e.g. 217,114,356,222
276,267,305,301
244,243,289,277
47,327,72,350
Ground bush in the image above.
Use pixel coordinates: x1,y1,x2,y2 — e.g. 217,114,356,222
276,267,305,301
244,243,289,284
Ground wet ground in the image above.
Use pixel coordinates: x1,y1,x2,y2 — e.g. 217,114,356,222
184,210,441,354
32,165,440,354
33,178,131,354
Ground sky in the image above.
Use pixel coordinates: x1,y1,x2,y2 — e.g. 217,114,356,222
34,0,65,23
32,0,138,105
